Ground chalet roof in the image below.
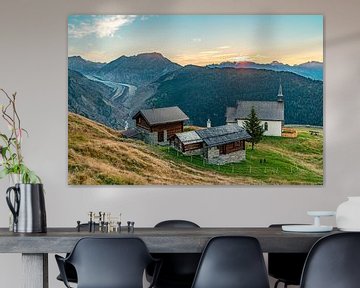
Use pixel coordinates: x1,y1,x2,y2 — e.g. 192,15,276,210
226,107,237,123
133,106,189,126
226,101,284,122
175,130,203,145
196,124,251,147
121,128,140,138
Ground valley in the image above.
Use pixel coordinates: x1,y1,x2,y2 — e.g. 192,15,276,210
68,53,323,130
84,74,137,106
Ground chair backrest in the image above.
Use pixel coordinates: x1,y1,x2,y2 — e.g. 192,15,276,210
268,224,308,285
155,220,200,228
67,237,153,288
300,232,360,288
152,220,201,282
191,236,270,288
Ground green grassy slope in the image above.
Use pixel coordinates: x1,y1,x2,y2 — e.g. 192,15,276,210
68,113,323,185
159,127,323,185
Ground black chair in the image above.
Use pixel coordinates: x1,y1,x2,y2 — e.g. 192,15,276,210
300,232,360,288
56,262,77,284
55,237,160,288
191,236,270,288
147,220,201,288
56,223,99,284
268,224,308,288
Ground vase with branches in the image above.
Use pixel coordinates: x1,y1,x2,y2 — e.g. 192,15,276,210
0,89,40,184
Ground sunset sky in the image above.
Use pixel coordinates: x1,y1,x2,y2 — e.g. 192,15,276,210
68,15,323,66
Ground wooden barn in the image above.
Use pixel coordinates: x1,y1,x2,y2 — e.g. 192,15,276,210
132,106,189,145
173,130,203,155
196,125,251,165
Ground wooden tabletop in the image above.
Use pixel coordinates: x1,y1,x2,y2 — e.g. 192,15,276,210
0,227,339,253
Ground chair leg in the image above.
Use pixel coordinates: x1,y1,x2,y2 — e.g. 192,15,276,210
274,280,290,288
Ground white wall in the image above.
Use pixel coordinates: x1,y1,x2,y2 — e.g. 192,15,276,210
1,0,360,287
237,119,282,136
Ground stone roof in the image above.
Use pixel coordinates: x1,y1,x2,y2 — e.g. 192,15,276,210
226,101,284,122
133,106,189,125
226,107,237,123
121,128,140,138
196,124,251,147
175,130,203,145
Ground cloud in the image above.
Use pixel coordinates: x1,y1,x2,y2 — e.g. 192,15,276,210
200,50,219,55
230,55,250,62
192,38,202,43
252,54,268,59
95,15,136,38
69,15,136,38
174,52,240,66
218,46,231,49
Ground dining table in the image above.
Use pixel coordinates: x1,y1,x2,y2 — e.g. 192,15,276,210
0,226,339,288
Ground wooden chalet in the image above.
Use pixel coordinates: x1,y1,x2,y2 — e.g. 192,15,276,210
196,125,251,165
132,106,189,145
173,130,203,155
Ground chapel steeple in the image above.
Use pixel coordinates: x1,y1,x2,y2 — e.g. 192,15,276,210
277,81,284,103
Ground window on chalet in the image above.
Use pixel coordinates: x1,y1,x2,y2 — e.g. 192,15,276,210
219,145,226,155
158,131,164,142
264,122,268,131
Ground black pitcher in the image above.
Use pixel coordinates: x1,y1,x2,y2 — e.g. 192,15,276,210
6,183,47,233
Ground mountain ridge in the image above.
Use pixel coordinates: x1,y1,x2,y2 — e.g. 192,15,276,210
67,54,323,130
96,52,182,86
68,56,106,74
149,65,323,127
207,60,323,80
68,54,322,81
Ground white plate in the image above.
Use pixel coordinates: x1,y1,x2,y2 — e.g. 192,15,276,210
282,225,333,232
307,211,336,217
338,227,360,232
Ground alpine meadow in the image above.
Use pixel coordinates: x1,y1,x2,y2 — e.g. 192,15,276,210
68,15,323,185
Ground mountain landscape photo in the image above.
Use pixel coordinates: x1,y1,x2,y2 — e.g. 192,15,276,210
68,14,323,185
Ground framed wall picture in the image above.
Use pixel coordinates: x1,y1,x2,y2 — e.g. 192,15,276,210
68,15,323,185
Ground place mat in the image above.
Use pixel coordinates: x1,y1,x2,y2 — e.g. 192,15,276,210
282,225,333,233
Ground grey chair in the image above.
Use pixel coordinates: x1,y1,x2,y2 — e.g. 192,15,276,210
191,236,270,288
56,237,160,288
268,224,308,288
300,232,360,288
147,220,201,288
